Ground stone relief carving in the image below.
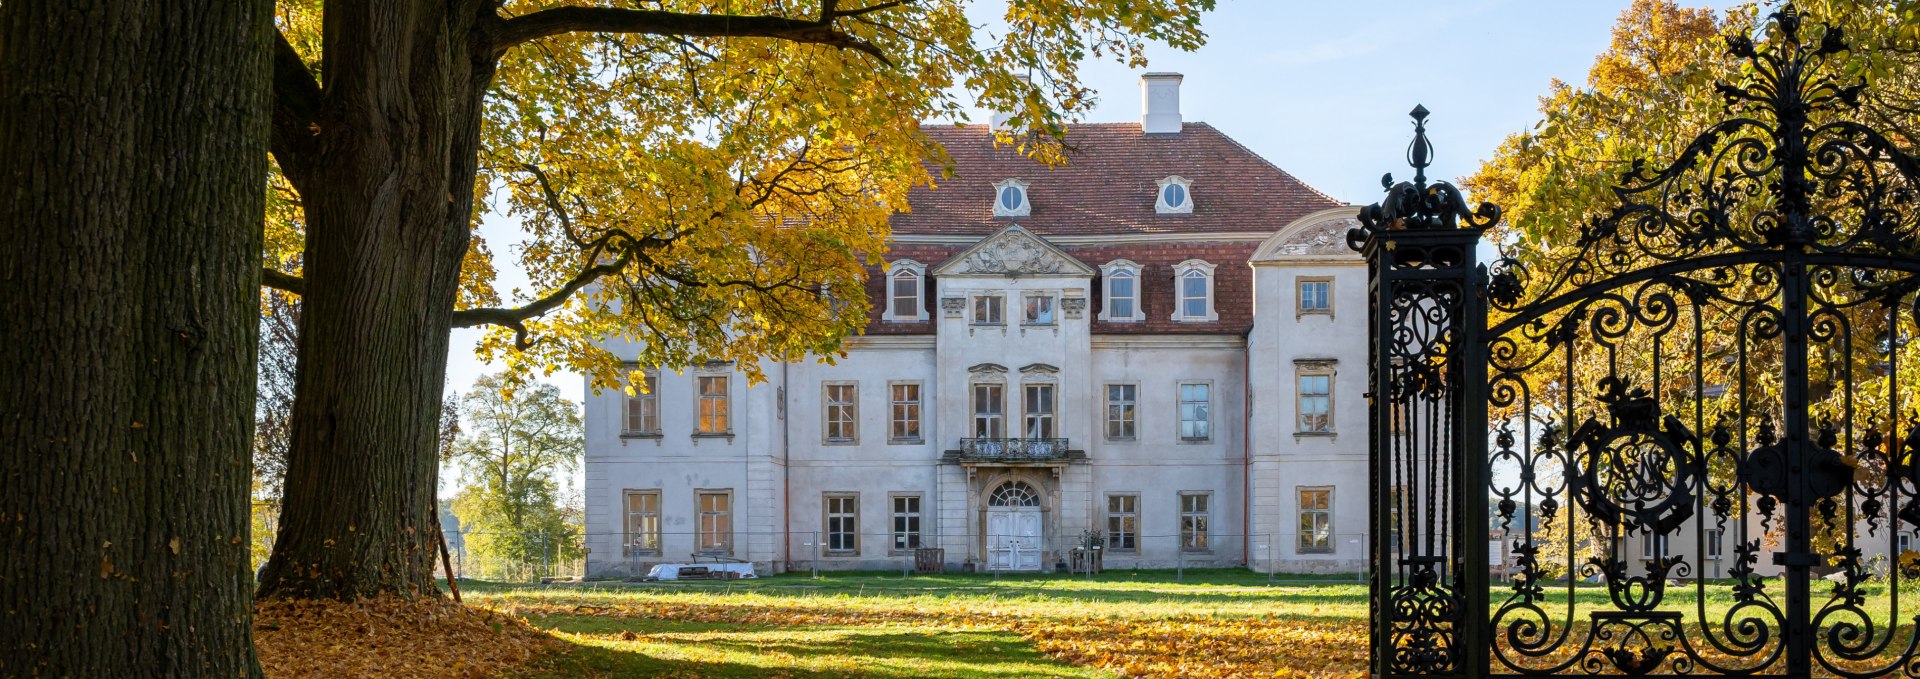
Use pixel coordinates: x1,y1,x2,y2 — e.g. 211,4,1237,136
1060,297,1087,319
1275,218,1361,256
969,363,1008,374
952,234,1070,275
940,297,965,317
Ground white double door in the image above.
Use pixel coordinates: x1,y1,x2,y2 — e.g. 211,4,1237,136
986,506,1044,571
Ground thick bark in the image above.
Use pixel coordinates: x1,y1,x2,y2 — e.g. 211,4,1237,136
255,0,495,600
0,0,271,675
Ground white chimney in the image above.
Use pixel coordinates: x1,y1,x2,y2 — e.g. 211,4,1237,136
1140,72,1183,134
990,75,1030,133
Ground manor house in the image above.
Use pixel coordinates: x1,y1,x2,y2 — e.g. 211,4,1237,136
582,74,1372,575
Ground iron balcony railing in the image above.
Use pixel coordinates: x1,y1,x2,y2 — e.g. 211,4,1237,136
955,437,1071,460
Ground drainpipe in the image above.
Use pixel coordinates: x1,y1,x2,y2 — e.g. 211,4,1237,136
782,362,792,572
1242,332,1252,568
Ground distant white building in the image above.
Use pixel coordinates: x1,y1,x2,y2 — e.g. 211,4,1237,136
583,74,1372,576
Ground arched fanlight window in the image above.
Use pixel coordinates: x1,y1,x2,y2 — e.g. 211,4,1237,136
989,481,1041,507
885,259,927,321
1156,176,1193,215
1099,259,1144,322
1172,259,1217,322
992,178,1031,217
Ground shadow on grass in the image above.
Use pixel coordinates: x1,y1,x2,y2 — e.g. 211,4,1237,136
517,615,1102,678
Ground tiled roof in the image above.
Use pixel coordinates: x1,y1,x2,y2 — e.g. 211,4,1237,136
891,122,1342,237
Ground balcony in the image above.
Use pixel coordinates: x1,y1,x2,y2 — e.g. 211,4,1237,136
945,438,1084,464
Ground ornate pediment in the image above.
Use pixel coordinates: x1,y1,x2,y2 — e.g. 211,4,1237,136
933,224,1095,277
1254,208,1366,261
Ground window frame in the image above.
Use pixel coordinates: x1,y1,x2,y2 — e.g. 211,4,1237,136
824,492,860,556
696,489,734,556
1106,493,1139,553
694,372,732,436
1706,528,1725,559
1098,260,1145,322
822,381,859,445
1170,259,1218,322
1296,362,1335,435
1022,383,1056,439
1155,175,1194,215
971,382,1005,438
1104,383,1139,441
888,381,923,444
1640,531,1669,560
621,365,661,437
992,178,1031,217
972,294,1005,326
1177,381,1212,443
884,260,928,322
889,493,923,553
1297,276,1334,317
623,489,663,556
1179,491,1211,553
1022,293,1056,326
1297,487,1333,554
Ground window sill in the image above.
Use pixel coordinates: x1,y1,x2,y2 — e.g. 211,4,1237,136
1179,550,1214,556
887,548,925,557
824,551,859,558
620,432,663,440
1297,549,1335,555
823,439,858,446
888,438,925,446
1178,437,1213,444
691,433,735,442
1022,322,1057,328
1294,431,1336,439
1296,310,1334,319
622,550,663,558
970,322,1006,328
1105,436,1137,443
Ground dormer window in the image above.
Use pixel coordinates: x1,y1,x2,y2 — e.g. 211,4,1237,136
1172,259,1218,322
993,178,1031,217
1156,176,1193,215
884,259,927,322
1099,259,1145,322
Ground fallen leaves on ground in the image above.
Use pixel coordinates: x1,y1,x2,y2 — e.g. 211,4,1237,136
255,596,559,679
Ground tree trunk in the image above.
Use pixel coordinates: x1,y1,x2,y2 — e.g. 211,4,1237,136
0,0,271,675
256,0,495,601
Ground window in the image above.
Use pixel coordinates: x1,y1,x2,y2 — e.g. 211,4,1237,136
1180,492,1210,552
891,494,923,551
697,375,730,434
824,382,857,444
973,295,1004,325
1171,259,1217,322
1107,494,1139,552
1297,370,1333,433
825,494,858,554
1100,260,1144,322
697,490,732,555
624,490,662,555
1023,384,1056,438
972,383,1004,438
1640,531,1668,559
1707,528,1725,559
1179,382,1211,441
622,368,659,436
1023,294,1055,325
1298,277,1332,315
886,261,927,321
1156,176,1193,214
1105,384,1138,440
889,383,922,443
993,178,1031,217
1299,488,1332,553
1900,532,1914,555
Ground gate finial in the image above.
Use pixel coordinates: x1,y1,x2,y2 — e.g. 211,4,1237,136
1406,104,1431,188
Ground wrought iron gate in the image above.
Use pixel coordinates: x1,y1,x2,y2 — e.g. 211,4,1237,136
1358,6,1920,677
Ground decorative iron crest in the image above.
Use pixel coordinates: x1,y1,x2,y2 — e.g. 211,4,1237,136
1349,105,1502,254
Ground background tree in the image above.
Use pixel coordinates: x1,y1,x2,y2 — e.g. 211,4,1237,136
448,374,584,580
0,0,271,674
257,0,1216,601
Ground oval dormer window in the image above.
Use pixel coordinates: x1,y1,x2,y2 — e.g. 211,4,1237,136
999,185,1025,212
1162,183,1187,209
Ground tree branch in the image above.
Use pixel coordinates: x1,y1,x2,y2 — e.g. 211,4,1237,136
490,4,894,64
450,258,629,349
270,29,324,187
263,267,305,294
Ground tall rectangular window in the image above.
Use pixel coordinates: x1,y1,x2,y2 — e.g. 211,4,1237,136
1706,528,1725,559
623,369,659,436
1299,488,1332,553
1107,271,1136,320
889,383,922,442
1107,494,1138,552
1180,492,1210,551
824,382,857,444
1298,372,1332,433
973,295,1003,325
697,375,730,434
1105,384,1137,440
825,494,858,554
624,490,661,555
1023,294,1055,325
697,490,732,555
1298,278,1332,314
1023,384,1055,438
1640,531,1668,559
891,494,922,550
889,269,921,319
972,383,1004,438
1179,382,1211,441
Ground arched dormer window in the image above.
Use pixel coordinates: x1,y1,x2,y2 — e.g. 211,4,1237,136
1099,259,1144,322
993,178,1031,218
1156,176,1193,214
884,259,927,321
1172,259,1218,322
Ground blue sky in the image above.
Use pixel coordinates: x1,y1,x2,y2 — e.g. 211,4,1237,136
445,0,1745,408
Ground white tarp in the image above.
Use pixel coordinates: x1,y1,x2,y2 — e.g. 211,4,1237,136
644,562,757,580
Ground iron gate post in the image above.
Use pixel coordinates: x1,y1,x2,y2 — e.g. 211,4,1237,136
1352,105,1499,679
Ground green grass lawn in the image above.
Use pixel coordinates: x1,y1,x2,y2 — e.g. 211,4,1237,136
459,570,1920,677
